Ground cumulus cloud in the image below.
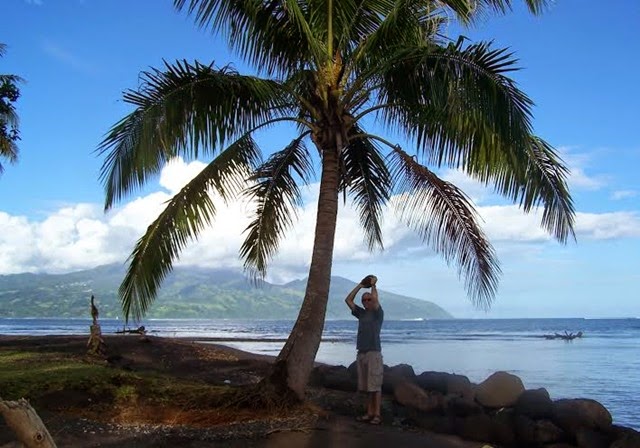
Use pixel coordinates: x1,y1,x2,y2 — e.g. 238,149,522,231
1,157,638,278
575,211,640,239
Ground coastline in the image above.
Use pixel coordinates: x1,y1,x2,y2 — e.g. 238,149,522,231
1,334,639,447
0,334,484,448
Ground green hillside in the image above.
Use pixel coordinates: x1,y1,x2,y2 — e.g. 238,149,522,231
0,264,452,320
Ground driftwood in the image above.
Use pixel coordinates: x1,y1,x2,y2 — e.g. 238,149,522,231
115,325,146,335
543,331,583,340
0,398,56,448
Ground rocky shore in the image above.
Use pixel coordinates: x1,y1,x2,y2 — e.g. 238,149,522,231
310,362,640,447
1,335,638,448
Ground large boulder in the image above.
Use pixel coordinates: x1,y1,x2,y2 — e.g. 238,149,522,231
415,371,449,393
475,371,525,408
516,415,566,446
491,408,517,446
575,428,612,448
455,414,494,443
393,379,442,413
319,365,357,392
611,431,640,448
446,374,475,401
515,388,554,419
443,395,484,417
383,363,416,393
609,426,640,448
553,399,612,438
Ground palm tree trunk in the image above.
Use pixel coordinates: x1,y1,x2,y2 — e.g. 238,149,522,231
267,144,340,400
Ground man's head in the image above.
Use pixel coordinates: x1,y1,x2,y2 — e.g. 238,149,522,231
361,292,374,309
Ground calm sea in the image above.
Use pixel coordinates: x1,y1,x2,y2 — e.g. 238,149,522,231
1,317,638,429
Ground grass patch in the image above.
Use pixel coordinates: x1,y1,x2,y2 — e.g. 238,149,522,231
0,349,235,424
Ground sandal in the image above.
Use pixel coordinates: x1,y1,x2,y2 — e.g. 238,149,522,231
356,414,373,422
369,415,382,425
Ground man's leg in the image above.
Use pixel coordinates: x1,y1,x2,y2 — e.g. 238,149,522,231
367,392,375,416
373,391,381,417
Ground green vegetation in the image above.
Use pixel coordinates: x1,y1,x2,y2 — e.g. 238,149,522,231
0,43,22,174
0,349,227,411
0,263,452,319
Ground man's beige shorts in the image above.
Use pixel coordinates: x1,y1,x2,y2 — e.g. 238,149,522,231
356,351,383,392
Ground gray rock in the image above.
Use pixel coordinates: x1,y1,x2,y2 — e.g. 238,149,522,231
415,371,448,393
454,414,494,443
553,399,612,437
393,379,442,412
475,371,525,408
492,408,517,446
575,428,611,448
515,388,554,419
536,419,566,444
443,395,484,417
446,374,475,401
383,363,416,393
609,425,640,448
322,365,356,392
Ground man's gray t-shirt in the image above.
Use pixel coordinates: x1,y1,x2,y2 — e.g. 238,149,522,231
352,305,384,352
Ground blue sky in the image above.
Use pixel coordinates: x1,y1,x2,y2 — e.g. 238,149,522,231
1,0,639,318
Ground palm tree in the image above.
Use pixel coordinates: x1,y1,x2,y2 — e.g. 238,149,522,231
99,0,574,401
0,43,22,174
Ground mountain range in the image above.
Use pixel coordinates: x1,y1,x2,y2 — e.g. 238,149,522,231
0,264,453,320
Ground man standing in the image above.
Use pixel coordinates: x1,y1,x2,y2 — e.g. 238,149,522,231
345,274,384,425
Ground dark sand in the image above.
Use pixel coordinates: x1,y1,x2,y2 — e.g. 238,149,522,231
0,335,485,447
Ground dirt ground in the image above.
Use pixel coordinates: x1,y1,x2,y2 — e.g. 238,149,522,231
0,335,486,448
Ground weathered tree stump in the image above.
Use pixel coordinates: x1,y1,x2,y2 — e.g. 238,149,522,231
87,323,107,356
0,398,56,448
87,295,107,356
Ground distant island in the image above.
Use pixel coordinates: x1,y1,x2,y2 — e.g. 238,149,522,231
0,264,452,320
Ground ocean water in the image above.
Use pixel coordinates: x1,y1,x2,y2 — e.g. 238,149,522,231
1,317,638,429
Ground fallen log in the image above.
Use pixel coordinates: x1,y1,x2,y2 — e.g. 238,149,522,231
0,397,56,448
115,325,146,335
542,331,583,340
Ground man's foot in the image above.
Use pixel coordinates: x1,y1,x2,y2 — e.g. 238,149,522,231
356,414,373,422
369,415,382,425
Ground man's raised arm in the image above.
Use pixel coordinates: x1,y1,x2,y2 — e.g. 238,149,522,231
370,277,380,310
345,284,362,311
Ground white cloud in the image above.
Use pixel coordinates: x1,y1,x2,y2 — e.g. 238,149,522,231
0,158,638,278
558,147,608,191
575,211,640,239
611,190,638,200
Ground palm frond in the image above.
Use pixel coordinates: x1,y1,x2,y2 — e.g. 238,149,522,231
174,0,326,74
439,0,550,24
389,146,500,308
0,139,18,173
342,127,392,250
120,135,261,322
523,137,575,242
378,39,534,169
97,60,289,210
240,133,314,278
376,40,575,244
